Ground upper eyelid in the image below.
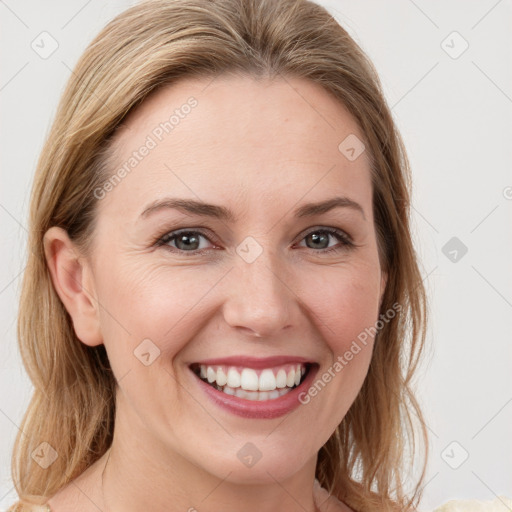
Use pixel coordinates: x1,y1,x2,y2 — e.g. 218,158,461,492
159,226,352,248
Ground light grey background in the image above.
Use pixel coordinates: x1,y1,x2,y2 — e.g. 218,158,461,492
1,1,511,510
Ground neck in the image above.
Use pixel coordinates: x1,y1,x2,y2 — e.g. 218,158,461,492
101,393,320,512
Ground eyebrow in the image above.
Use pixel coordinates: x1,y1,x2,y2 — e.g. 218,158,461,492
139,196,366,222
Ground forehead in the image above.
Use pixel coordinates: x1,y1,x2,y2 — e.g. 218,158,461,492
101,74,373,220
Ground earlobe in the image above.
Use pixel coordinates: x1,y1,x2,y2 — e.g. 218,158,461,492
43,226,103,347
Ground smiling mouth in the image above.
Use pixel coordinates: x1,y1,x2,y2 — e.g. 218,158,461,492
189,362,314,401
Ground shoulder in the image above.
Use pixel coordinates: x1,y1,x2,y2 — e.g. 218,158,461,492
6,502,51,512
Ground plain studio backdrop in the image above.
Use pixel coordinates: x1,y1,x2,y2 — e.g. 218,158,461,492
0,1,511,510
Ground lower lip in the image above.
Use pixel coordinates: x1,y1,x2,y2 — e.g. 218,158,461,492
191,365,319,419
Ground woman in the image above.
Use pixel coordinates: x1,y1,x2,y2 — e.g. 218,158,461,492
8,0,429,511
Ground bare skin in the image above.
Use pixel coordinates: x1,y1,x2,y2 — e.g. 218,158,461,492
44,75,384,512
45,449,354,511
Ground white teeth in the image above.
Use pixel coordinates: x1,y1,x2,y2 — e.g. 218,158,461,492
207,367,216,383
216,367,227,387
240,368,259,391
286,368,296,388
235,388,249,400
259,369,277,391
196,363,309,398
231,386,292,401
227,367,241,388
294,365,301,386
276,369,287,388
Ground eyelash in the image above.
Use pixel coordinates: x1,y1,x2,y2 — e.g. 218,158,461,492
154,226,356,256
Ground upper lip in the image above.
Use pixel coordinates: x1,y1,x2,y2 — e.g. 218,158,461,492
190,355,315,369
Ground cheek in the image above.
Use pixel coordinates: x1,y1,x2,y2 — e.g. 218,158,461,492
297,261,382,351
290,262,382,438
300,261,381,399
95,258,219,358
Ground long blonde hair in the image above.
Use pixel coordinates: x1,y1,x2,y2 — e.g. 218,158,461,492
10,0,430,510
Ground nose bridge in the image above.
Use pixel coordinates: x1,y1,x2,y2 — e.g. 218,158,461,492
223,243,294,337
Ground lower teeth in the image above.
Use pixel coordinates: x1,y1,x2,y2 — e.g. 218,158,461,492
209,383,295,401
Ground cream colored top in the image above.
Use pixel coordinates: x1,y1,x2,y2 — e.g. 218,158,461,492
11,505,51,512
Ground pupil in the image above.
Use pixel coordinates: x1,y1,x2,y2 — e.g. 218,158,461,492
177,233,199,250
308,232,328,249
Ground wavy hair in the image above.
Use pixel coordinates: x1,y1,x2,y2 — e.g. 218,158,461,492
9,0,430,510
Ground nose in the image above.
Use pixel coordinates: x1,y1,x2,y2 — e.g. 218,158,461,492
222,251,296,338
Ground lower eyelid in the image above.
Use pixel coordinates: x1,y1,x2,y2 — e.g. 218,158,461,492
157,228,353,253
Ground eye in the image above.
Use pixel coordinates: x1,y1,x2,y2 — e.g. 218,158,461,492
156,229,216,254
155,226,355,256
296,227,355,253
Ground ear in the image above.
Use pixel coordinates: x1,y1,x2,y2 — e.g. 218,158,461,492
43,226,103,347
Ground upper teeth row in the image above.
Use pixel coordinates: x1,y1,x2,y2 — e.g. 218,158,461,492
199,364,306,392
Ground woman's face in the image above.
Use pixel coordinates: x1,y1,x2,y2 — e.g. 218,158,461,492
69,75,386,483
